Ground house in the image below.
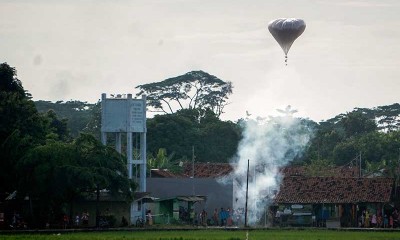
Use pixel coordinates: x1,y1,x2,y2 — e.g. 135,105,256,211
274,170,394,227
147,163,233,225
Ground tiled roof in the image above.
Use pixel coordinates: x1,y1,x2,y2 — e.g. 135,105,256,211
281,166,359,177
275,176,393,204
183,163,233,178
150,163,233,178
150,169,188,178
151,164,359,179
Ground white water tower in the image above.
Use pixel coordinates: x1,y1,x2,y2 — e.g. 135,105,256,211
100,93,147,222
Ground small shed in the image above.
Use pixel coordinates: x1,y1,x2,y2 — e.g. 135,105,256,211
149,195,206,224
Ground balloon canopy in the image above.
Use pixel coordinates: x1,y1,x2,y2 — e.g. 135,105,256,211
268,18,306,64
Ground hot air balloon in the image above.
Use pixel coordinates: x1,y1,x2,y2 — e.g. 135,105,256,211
268,18,306,65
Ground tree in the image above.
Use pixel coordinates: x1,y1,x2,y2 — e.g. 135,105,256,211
0,63,49,193
83,101,101,140
44,110,70,141
146,109,241,162
305,158,335,176
18,134,132,227
0,63,25,95
147,148,179,176
146,110,198,161
73,134,133,227
35,100,96,138
340,111,377,137
18,141,78,226
136,70,233,117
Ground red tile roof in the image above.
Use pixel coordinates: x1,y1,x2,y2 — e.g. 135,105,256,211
150,169,188,178
151,164,359,179
150,163,233,178
183,163,233,178
275,176,393,204
281,166,359,177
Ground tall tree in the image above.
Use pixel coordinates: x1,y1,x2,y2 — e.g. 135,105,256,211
18,141,78,226
0,63,25,95
136,70,233,117
18,134,132,227
0,63,48,193
74,133,133,227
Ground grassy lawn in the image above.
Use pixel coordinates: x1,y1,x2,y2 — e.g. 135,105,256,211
2,229,400,240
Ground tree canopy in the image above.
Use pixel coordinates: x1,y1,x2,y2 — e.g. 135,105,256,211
147,108,241,163
136,70,233,117
35,100,95,138
0,63,49,193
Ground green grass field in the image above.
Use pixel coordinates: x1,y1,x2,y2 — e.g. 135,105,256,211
2,229,400,240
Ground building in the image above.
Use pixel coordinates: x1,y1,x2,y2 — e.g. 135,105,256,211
274,175,393,227
147,163,233,225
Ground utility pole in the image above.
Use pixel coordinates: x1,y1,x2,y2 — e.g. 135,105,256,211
359,152,362,178
192,146,195,178
245,159,249,228
396,148,400,198
191,146,195,196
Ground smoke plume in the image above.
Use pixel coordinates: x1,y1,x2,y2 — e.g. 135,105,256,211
231,112,313,225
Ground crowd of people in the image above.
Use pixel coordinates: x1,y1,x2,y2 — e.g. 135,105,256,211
60,210,90,229
360,208,400,228
183,207,244,227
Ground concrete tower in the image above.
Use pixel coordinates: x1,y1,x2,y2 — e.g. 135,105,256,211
100,93,147,223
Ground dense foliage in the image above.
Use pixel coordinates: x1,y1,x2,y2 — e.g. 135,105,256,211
35,100,95,138
0,63,132,228
32,77,400,171
147,108,241,162
303,109,400,176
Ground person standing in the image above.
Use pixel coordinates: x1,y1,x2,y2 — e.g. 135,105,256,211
190,209,195,225
82,210,89,226
377,214,382,228
63,214,69,229
226,208,232,226
361,210,365,227
219,208,225,226
200,209,207,226
213,208,218,226
390,215,394,228
75,215,80,227
384,214,388,228
371,214,377,228
392,209,399,228
365,210,370,228
146,210,153,226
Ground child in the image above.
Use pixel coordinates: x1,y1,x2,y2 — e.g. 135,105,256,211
75,215,80,226
384,214,388,228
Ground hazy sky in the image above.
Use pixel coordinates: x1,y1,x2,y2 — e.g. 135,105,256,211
1,0,399,122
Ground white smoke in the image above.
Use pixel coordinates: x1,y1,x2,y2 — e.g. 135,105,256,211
231,113,313,225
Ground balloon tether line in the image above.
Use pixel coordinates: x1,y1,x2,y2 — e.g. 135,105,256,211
285,55,288,66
